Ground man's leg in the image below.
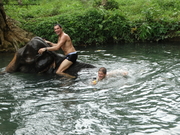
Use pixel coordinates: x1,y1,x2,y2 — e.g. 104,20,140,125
56,59,75,78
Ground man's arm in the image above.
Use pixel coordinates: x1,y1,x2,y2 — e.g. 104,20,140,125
46,35,67,51
38,35,67,54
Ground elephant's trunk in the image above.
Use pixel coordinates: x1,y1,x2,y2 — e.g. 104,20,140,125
5,53,19,72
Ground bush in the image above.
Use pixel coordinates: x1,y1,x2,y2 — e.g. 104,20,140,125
23,8,131,45
5,0,180,45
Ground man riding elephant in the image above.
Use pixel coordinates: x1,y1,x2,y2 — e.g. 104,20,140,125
38,24,78,78
5,36,95,77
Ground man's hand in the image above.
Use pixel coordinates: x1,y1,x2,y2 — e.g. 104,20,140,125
91,80,97,85
38,48,46,54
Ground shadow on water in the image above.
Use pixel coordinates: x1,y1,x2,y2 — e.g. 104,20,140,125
0,42,180,135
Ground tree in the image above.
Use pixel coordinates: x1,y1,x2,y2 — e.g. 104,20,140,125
101,0,107,6
18,0,22,5
0,0,33,52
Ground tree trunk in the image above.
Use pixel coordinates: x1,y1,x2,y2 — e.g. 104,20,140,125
101,0,107,6
17,0,22,5
0,0,33,52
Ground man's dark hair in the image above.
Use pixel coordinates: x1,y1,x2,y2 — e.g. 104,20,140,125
98,67,107,74
54,23,62,28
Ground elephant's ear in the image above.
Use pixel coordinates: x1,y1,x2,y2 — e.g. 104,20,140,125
35,53,55,73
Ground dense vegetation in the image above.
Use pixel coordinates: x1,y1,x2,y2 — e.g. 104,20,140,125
4,0,180,46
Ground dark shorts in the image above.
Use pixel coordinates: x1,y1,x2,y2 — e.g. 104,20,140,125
65,52,78,63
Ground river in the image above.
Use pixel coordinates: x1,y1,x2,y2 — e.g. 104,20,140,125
0,42,180,135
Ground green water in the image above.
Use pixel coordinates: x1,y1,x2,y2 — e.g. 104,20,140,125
0,42,180,135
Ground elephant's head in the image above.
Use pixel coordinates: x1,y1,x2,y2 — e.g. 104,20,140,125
5,37,60,73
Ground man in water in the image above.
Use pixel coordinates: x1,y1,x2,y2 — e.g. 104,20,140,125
38,24,77,78
92,67,128,85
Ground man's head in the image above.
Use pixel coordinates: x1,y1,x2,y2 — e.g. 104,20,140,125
54,24,63,35
54,23,62,28
98,67,107,80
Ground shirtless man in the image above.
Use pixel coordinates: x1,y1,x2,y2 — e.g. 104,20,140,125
92,67,128,85
38,24,77,78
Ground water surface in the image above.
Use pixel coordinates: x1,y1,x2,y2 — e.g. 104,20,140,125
0,42,180,135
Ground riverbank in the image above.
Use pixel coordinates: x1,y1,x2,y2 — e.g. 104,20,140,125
3,0,180,50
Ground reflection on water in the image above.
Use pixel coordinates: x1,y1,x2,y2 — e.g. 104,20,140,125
0,43,180,135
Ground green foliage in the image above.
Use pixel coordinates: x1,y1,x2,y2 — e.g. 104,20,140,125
4,0,180,45
70,9,105,45
23,9,130,45
156,0,180,10
102,10,131,42
3,0,40,4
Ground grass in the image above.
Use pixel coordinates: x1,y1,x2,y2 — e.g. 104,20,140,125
3,0,180,45
5,0,180,22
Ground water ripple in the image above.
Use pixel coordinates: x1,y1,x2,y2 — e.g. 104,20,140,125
0,44,180,134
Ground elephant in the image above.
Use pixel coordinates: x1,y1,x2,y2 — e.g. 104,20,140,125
5,37,95,77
